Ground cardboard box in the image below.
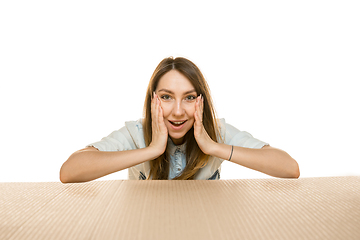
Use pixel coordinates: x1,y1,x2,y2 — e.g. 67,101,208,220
1,176,359,239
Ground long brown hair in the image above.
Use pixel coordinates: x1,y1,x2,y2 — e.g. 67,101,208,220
143,57,221,180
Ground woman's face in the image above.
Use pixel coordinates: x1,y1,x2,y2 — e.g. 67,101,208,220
155,70,198,145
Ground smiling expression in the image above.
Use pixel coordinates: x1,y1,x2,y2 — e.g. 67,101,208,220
155,70,198,145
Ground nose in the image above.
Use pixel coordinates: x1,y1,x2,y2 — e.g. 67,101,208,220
172,100,185,117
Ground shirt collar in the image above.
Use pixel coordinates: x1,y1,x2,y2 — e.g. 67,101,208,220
167,137,186,156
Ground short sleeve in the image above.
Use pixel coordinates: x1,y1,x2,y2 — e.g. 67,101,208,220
86,126,137,152
219,119,269,149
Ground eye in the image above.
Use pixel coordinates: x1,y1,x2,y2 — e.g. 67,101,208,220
160,94,171,100
185,95,196,101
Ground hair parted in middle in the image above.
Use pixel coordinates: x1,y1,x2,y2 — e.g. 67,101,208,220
143,57,222,180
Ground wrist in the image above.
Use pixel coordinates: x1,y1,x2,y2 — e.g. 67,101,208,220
147,145,165,159
210,143,233,161
206,141,220,156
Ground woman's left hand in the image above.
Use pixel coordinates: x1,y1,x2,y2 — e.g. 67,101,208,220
194,95,216,155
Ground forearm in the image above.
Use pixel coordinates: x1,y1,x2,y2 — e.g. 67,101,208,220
60,147,160,183
210,143,300,178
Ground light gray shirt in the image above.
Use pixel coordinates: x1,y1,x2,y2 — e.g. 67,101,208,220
87,118,268,180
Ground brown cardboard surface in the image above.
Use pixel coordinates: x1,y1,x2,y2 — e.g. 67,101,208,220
1,176,359,240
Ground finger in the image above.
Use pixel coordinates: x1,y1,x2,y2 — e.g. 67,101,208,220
198,109,203,123
194,110,199,125
156,95,163,126
151,93,156,122
200,94,204,115
194,107,201,126
194,110,202,136
196,95,201,110
157,97,162,121
159,105,165,127
194,98,199,119
159,104,163,120
197,95,203,122
157,95,162,106
154,94,159,126
152,93,157,110
152,93,160,129
195,96,201,121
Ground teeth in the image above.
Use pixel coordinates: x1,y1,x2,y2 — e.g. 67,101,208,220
172,121,185,124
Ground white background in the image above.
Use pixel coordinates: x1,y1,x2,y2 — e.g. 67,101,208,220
1,0,359,182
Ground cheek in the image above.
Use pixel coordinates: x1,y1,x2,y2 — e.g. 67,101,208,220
160,104,172,117
162,107,171,118
186,104,196,117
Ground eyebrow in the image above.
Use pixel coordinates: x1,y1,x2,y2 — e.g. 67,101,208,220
157,89,197,95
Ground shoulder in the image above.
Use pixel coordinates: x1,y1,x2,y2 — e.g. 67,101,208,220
125,118,144,131
216,118,238,139
86,118,145,151
104,119,141,141
124,118,146,148
216,118,269,148
217,118,252,136
217,118,240,132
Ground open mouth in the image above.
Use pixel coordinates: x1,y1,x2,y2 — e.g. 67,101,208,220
169,120,187,127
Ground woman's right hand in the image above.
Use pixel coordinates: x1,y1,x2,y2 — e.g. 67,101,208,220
148,92,168,156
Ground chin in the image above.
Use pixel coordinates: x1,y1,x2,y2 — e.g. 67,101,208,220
168,132,186,140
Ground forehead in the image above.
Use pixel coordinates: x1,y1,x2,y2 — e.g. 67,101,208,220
156,70,196,93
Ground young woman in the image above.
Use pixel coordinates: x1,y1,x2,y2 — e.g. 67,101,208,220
60,57,300,183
